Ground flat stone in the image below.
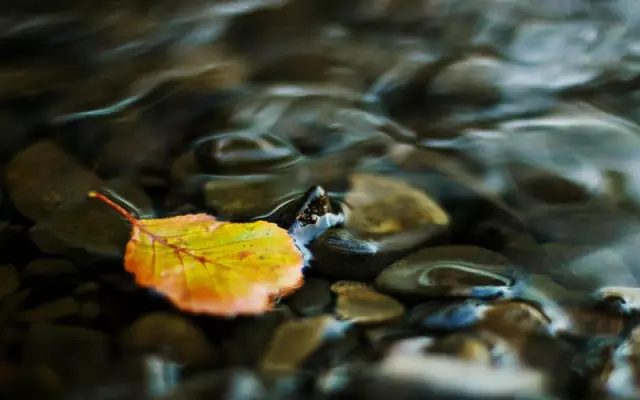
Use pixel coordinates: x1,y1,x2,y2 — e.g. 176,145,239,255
285,278,332,317
122,312,216,365
375,246,517,300
260,315,339,372
4,140,102,221
331,281,405,325
345,173,449,235
29,178,153,259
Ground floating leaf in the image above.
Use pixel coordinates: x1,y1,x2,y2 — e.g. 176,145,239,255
87,191,306,316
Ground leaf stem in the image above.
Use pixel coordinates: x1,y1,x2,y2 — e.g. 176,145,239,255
88,191,139,226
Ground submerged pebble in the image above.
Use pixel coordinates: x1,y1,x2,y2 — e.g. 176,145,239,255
331,281,405,325
285,278,332,317
122,312,217,366
344,173,449,235
2,2,640,399
375,246,518,300
260,315,344,373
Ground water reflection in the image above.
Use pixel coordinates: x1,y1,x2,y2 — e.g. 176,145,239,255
3,0,640,398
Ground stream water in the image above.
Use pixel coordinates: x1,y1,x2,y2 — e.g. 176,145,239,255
2,1,640,399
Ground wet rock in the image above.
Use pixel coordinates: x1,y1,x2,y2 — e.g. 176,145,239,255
476,312,575,389
594,286,640,314
303,323,361,371
478,301,552,336
515,274,598,333
375,246,517,300
193,130,304,175
331,281,405,325
284,278,332,317
22,258,78,278
29,178,153,260
307,227,445,282
4,140,102,221
22,324,109,389
283,185,345,245
122,312,217,366
16,297,80,322
158,369,264,400
408,300,488,332
0,264,19,300
345,173,449,235
366,57,436,118
577,337,620,399
170,151,199,186
202,171,305,219
497,106,640,244
410,298,569,370
260,315,346,373
364,325,419,352
559,304,625,337
429,55,504,104
223,310,289,366
506,164,593,207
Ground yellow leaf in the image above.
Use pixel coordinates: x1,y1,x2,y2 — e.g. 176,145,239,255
88,191,305,316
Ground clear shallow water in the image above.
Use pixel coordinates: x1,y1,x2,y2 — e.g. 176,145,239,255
2,1,640,399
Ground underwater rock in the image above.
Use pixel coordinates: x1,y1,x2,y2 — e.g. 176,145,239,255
331,281,405,325
122,312,217,366
4,140,102,221
375,246,518,300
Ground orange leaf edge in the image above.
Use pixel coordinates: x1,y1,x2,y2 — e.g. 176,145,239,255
88,190,307,316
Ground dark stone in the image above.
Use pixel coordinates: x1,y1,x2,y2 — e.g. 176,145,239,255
22,325,110,389
285,278,332,317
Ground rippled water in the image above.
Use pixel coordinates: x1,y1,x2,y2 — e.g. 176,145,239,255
3,0,640,399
